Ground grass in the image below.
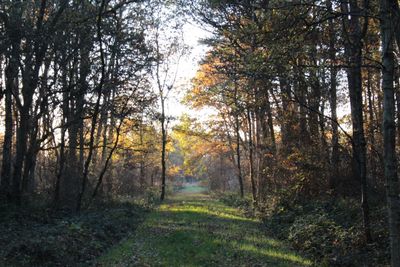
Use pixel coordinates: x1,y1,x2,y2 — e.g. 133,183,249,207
177,183,207,194
98,186,312,267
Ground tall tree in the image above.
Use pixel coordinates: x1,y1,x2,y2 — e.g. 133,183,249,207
380,0,400,265
341,0,372,242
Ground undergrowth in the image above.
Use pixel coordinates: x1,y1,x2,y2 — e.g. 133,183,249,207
218,192,389,267
0,190,158,267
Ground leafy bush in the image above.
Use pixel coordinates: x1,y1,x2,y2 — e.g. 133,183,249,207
262,198,390,267
217,192,253,215
288,212,360,266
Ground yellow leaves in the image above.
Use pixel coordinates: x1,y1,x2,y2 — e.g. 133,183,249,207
170,113,232,181
170,115,211,178
168,165,181,177
166,138,175,153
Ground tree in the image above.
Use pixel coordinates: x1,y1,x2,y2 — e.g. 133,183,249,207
0,0,157,211
380,0,400,264
150,0,186,201
340,0,372,242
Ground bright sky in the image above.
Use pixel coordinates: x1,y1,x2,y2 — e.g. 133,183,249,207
165,22,215,123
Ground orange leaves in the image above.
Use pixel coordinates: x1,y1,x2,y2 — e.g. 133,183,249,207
184,53,228,109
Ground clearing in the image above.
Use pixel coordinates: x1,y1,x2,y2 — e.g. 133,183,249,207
98,185,312,267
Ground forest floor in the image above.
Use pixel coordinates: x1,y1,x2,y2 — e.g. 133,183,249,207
0,196,153,267
97,185,312,267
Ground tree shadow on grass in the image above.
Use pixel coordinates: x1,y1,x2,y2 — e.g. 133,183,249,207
130,200,313,267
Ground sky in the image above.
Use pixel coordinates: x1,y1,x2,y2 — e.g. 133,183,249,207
164,22,215,123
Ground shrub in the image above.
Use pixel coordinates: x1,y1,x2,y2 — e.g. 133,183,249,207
0,199,150,267
288,212,359,266
262,198,389,267
217,192,253,215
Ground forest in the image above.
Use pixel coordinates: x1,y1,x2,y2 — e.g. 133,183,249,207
0,0,400,266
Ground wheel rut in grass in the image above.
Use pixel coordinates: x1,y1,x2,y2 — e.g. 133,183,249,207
98,190,312,267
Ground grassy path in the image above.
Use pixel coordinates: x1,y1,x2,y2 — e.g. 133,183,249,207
98,187,312,267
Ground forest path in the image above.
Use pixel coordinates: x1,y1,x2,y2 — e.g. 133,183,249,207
97,186,312,267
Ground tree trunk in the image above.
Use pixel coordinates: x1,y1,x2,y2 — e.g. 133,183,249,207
235,113,244,198
76,0,106,212
380,0,400,265
341,0,372,243
139,118,146,188
279,73,294,153
234,79,244,197
247,107,257,208
308,51,321,141
1,54,18,199
12,106,30,205
328,0,339,193
266,89,276,153
92,118,124,199
160,97,167,201
295,62,310,145
366,68,378,187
